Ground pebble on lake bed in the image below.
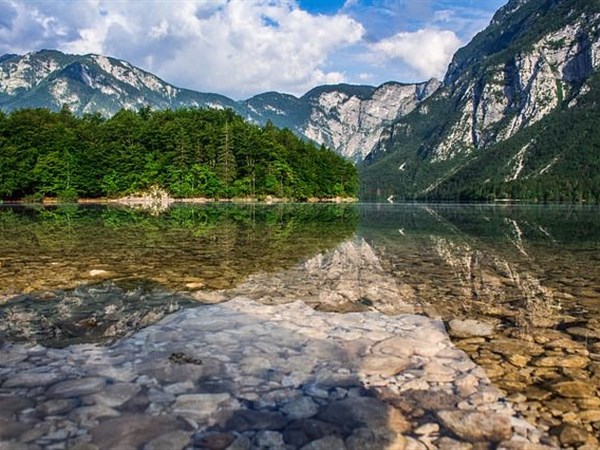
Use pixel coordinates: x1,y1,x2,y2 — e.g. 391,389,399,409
0,298,556,449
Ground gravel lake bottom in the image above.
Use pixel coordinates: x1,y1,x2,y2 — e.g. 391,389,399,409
0,203,599,449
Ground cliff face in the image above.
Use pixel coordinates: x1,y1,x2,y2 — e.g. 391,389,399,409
361,0,600,201
432,7,600,162
300,80,440,161
246,80,440,161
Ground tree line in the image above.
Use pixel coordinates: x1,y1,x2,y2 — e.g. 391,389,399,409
0,107,358,201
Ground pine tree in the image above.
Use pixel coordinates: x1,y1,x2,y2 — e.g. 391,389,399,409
218,120,237,195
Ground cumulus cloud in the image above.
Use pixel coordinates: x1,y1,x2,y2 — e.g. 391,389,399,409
369,28,462,79
0,0,364,98
0,0,500,96
155,1,364,97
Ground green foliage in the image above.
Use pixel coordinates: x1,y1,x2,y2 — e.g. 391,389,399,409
359,0,600,203
0,107,358,201
422,72,600,203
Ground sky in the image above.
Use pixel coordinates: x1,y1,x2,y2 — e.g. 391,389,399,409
0,0,507,99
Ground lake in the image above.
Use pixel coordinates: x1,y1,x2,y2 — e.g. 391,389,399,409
0,203,598,448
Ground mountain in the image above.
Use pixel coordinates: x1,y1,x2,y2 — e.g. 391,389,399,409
0,50,243,116
360,0,600,202
0,49,438,162
248,80,440,161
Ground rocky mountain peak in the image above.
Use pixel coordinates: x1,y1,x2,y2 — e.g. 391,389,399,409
241,79,440,161
360,0,600,202
298,79,440,161
0,50,438,161
0,50,241,116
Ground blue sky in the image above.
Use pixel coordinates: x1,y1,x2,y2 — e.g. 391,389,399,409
0,0,507,98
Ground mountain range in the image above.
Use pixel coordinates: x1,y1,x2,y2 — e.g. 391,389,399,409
0,50,437,162
1,0,599,201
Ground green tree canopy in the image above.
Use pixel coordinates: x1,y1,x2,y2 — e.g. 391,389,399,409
0,107,358,201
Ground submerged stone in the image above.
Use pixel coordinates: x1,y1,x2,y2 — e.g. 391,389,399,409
36,398,79,416
300,436,347,450
448,319,494,338
0,396,34,418
0,418,28,440
193,431,235,450
281,396,319,420
255,430,285,450
172,393,231,422
47,377,107,398
3,372,62,388
225,409,288,432
551,381,597,398
559,424,590,447
144,430,192,450
437,410,512,443
89,414,188,449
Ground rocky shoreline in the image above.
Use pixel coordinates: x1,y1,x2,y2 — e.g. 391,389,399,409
5,191,358,208
0,299,555,450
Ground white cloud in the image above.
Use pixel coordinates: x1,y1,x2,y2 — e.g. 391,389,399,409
0,0,502,96
157,1,364,97
0,0,364,98
369,28,462,79
343,0,359,7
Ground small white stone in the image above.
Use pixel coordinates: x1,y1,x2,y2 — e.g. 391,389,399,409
89,269,109,277
414,423,439,435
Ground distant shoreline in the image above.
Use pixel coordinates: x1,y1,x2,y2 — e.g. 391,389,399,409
2,195,358,206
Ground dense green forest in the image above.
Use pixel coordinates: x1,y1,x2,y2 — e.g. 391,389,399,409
0,107,358,201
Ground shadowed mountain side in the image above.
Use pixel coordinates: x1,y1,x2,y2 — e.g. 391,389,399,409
0,298,553,449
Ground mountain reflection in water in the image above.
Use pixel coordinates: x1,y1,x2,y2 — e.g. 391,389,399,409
0,203,357,346
359,204,600,443
1,202,599,445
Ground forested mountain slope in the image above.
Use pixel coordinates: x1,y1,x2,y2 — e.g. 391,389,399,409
360,0,600,202
0,50,439,162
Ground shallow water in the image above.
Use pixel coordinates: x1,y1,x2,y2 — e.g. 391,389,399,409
359,203,600,446
1,203,599,448
0,203,357,294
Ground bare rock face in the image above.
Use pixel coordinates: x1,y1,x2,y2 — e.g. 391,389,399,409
301,80,440,161
245,80,440,162
421,5,600,164
362,0,600,199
